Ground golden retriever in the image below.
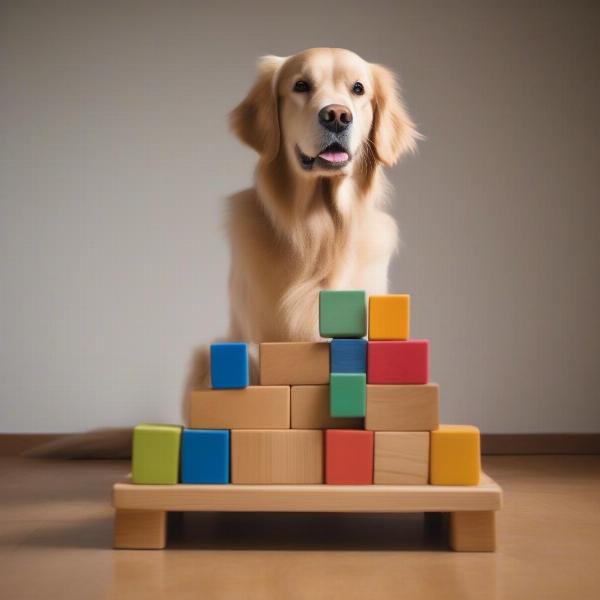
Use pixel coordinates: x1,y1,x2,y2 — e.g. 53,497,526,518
27,47,418,458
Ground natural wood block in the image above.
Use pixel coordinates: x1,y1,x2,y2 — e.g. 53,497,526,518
291,385,363,429
231,430,323,484
188,386,290,429
374,432,430,484
259,342,330,385
365,384,439,431
430,425,481,485
450,511,496,551
325,429,374,485
113,472,502,513
113,509,166,549
368,294,410,340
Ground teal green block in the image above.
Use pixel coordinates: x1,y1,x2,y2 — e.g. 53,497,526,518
319,290,366,338
330,373,366,417
132,424,182,484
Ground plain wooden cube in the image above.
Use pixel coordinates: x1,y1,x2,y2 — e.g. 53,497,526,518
231,430,323,484
291,385,363,429
365,384,439,431
188,386,290,429
259,342,329,385
374,432,430,484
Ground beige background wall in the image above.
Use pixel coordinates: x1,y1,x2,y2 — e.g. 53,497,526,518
1,0,599,433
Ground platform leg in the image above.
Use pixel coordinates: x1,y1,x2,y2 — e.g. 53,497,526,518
114,509,167,549
449,511,496,551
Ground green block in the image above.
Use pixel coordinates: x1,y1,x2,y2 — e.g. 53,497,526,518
319,290,366,338
132,424,182,484
330,373,366,417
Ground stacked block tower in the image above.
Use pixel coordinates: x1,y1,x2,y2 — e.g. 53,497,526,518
131,290,481,489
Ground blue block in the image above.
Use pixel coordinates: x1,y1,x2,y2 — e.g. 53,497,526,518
181,429,230,484
210,342,249,389
330,339,367,373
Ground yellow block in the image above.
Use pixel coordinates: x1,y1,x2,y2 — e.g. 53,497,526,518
368,294,410,340
430,425,481,485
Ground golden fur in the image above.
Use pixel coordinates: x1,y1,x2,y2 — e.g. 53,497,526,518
227,48,418,343
28,48,418,458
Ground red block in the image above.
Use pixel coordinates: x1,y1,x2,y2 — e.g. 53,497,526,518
367,340,429,384
325,429,374,485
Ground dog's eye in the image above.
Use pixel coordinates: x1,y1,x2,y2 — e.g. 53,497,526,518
352,81,365,96
293,80,311,93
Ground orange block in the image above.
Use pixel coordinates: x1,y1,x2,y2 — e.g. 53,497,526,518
368,294,410,341
325,429,373,485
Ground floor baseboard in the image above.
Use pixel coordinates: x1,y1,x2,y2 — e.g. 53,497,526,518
1,432,599,457
481,433,600,455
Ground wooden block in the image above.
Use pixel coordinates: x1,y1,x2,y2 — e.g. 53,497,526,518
181,429,229,484
330,373,366,417
365,384,439,431
430,425,481,485
188,386,290,429
367,340,429,384
210,342,249,389
450,511,496,551
319,290,366,338
231,430,323,484
259,342,329,385
369,294,410,340
374,432,430,484
114,509,166,549
330,338,367,372
291,385,363,429
132,424,181,485
325,429,373,484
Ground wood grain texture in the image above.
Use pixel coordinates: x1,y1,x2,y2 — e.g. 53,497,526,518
231,430,323,484
113,509,166,549
291,385,363,429
188,386,290,429
365,384,439,431
449,510,496,551
112,472,502,512
374,432,430,485
259,342,330,385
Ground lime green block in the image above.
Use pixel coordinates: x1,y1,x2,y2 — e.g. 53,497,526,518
319,290,366,338
330,373,366,417
132,424,182,484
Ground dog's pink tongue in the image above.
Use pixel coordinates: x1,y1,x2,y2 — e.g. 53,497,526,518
319,150,348,163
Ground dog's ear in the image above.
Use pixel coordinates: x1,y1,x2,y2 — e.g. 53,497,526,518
370,63,421,166
230,55,286,162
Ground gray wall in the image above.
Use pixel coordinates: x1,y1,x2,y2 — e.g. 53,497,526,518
1,0,599,433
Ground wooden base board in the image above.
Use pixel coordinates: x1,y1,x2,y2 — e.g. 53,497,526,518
112,473,502,551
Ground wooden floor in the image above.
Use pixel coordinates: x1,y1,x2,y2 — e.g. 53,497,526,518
0,455,598,599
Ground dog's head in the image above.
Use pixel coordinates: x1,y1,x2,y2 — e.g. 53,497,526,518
231,48,419,176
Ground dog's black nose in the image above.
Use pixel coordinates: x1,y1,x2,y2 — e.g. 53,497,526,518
318,104,353,133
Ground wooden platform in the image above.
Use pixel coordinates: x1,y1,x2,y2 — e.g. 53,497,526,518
112,473,502,551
